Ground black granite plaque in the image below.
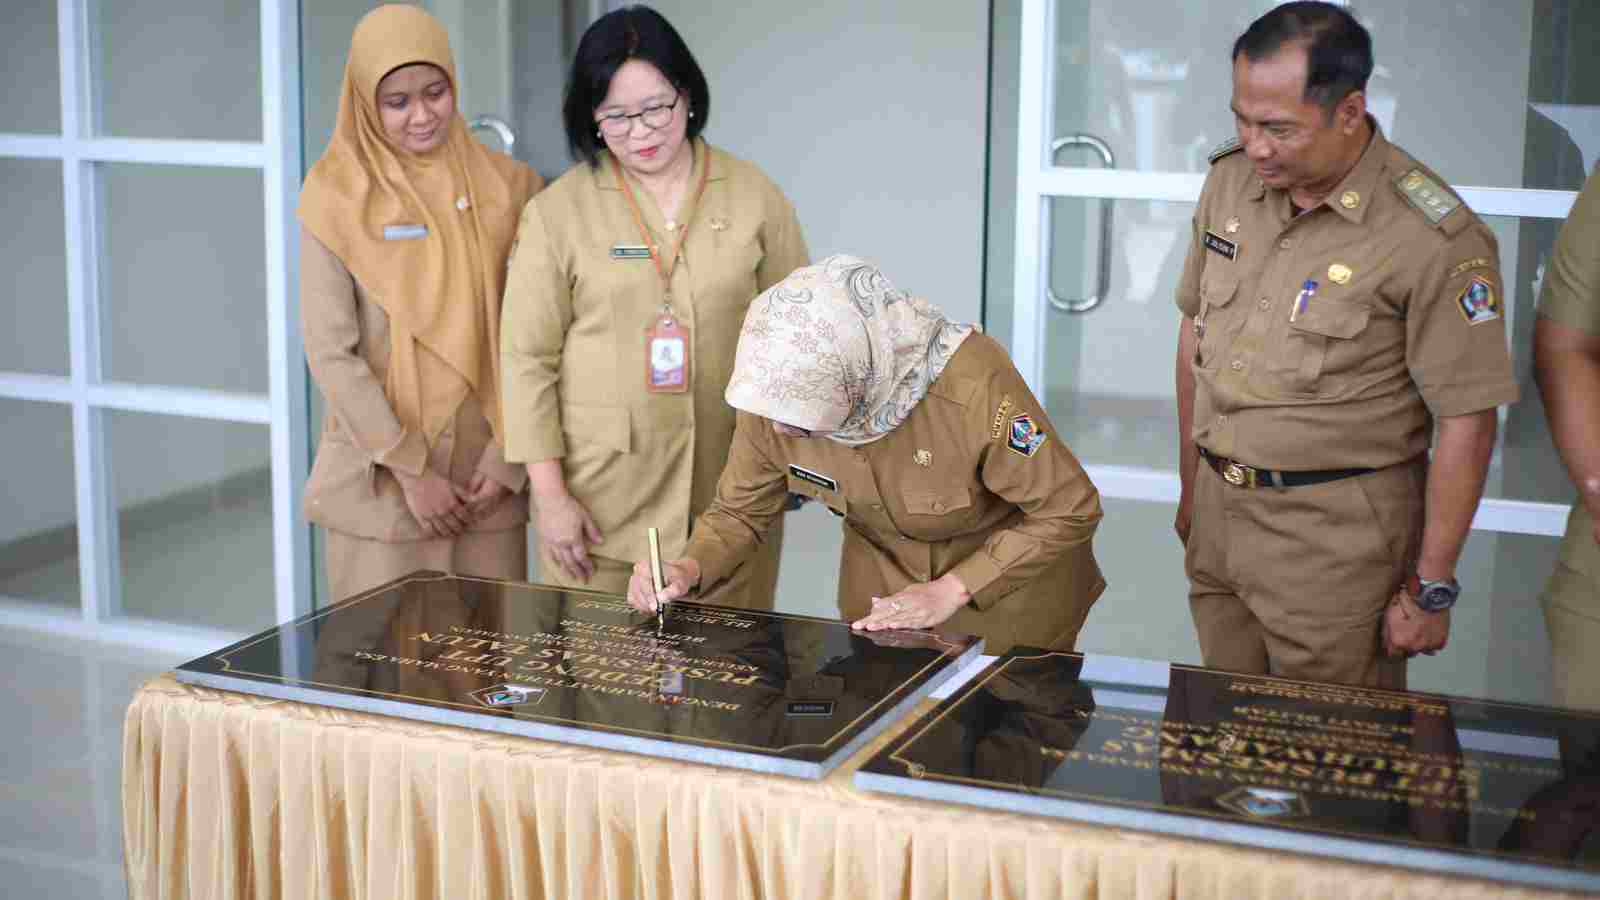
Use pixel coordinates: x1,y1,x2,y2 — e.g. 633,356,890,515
175,571,981,778
856,651,1600,893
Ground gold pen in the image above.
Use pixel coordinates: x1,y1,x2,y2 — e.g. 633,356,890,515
647,527,667,626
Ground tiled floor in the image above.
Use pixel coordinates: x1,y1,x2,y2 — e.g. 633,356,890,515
0,629,183,900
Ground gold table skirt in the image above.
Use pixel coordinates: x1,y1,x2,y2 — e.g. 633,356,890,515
123,673,1581,899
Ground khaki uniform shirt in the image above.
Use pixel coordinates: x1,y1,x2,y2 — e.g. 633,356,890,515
501,142,808,564
1177,123,1519,471
1538,163,1600,578
301,228,529,541
685,335,1106,654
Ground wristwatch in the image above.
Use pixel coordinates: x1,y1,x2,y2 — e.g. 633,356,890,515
1409,573,1461,613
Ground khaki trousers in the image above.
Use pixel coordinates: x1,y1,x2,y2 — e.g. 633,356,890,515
1542,559,1600,713
324,526,528,604
1184,456,1425,689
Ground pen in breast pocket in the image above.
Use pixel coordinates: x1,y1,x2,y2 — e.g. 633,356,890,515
1289,279,1317,323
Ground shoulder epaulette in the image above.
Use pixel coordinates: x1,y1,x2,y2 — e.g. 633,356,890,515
1394,168,1465,231
1208,137,1243,165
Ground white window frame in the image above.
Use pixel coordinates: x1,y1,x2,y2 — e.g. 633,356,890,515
1012,0,1576,538
0,0,308,657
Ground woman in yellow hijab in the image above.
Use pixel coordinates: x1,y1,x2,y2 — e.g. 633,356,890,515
299,5,541,601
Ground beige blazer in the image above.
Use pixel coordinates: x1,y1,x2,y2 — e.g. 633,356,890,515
500,142,809,564
301,227,529,542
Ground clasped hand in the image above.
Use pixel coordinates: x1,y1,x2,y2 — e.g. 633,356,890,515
1382,589,1450,658
396,469,503,538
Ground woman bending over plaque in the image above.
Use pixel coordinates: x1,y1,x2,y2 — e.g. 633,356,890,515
500,6,809,599
300,5,541,601
626,256,1107,654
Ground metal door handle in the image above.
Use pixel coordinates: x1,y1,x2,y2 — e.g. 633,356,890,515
469,115,515,154
1044,133,1115,313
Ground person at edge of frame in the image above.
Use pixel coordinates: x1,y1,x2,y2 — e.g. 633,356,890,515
299,5,541,602
623,255,1106,656
499,6,809,603
1172,2,1518,689
1533,161,1600,715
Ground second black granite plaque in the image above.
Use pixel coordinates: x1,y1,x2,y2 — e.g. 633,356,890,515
175,572,981,778
856,651,1600,893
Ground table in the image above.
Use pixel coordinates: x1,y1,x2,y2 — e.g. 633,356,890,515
122,673,1584,899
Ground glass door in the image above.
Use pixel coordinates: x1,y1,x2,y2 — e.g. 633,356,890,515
992,0,1600,705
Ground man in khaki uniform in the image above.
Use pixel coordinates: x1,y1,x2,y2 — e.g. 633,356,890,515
1534,164,1600,713
1174,3,1518,689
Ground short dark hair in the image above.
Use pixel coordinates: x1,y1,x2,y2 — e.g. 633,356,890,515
561,6,710,167
1232,2,1373,112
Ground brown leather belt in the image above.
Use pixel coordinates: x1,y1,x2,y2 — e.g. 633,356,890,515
1199,447,1374,489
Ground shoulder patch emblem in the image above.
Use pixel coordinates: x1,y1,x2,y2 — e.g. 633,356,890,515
1395,168,1462,225
1006,413,1048,458
1208,137,1243,165
990,395,1014,440
1457,275,1500,325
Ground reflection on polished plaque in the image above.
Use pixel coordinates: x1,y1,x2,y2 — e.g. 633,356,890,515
174,571,981,779
856,651,1600,893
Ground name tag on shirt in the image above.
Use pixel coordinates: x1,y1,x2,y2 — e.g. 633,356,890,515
611,244,653,259
1203,231,1237,261
788,464,838,493
383,224,428,241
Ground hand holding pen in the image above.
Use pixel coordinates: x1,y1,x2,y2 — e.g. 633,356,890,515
625,530,702,615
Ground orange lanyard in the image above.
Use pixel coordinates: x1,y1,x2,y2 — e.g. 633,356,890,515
613,148,710,314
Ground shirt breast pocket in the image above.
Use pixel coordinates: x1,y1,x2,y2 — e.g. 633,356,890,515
704,230,764,309
1195,271,1240,370
1273,299,1372,396
895,488,976,541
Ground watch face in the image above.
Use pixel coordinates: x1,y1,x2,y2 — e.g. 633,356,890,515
1417,583,1458,612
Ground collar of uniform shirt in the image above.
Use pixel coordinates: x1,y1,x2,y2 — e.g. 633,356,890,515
1250,115,1389,226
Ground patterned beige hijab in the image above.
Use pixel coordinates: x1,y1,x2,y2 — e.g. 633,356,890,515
724,255,975,446
298,4,536,442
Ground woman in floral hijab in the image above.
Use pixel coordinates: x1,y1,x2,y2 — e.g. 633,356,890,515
627,256,1106,654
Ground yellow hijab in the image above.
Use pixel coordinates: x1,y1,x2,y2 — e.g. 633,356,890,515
298,4,537,443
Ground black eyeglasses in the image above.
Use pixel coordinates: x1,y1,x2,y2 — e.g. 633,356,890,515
595,94,681,137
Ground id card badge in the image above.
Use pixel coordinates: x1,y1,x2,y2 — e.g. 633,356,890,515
646,312,690,393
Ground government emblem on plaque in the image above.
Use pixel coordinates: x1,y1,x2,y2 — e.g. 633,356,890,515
470,683,547,709
1217,786,1310,819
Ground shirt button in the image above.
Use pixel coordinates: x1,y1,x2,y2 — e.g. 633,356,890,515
1258,298,1271,310
932,501,946,513
1278,238,1292,249
871,503,883,511
456,196,470,211
1217,415,1227,425
664,219,678,232
1230,360,1244,371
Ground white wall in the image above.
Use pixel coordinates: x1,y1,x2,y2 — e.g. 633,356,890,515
646,0,990,326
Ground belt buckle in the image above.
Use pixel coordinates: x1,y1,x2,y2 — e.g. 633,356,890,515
1222,461,1255,488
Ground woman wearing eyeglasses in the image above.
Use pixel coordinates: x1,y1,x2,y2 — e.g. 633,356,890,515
500,6,808,601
